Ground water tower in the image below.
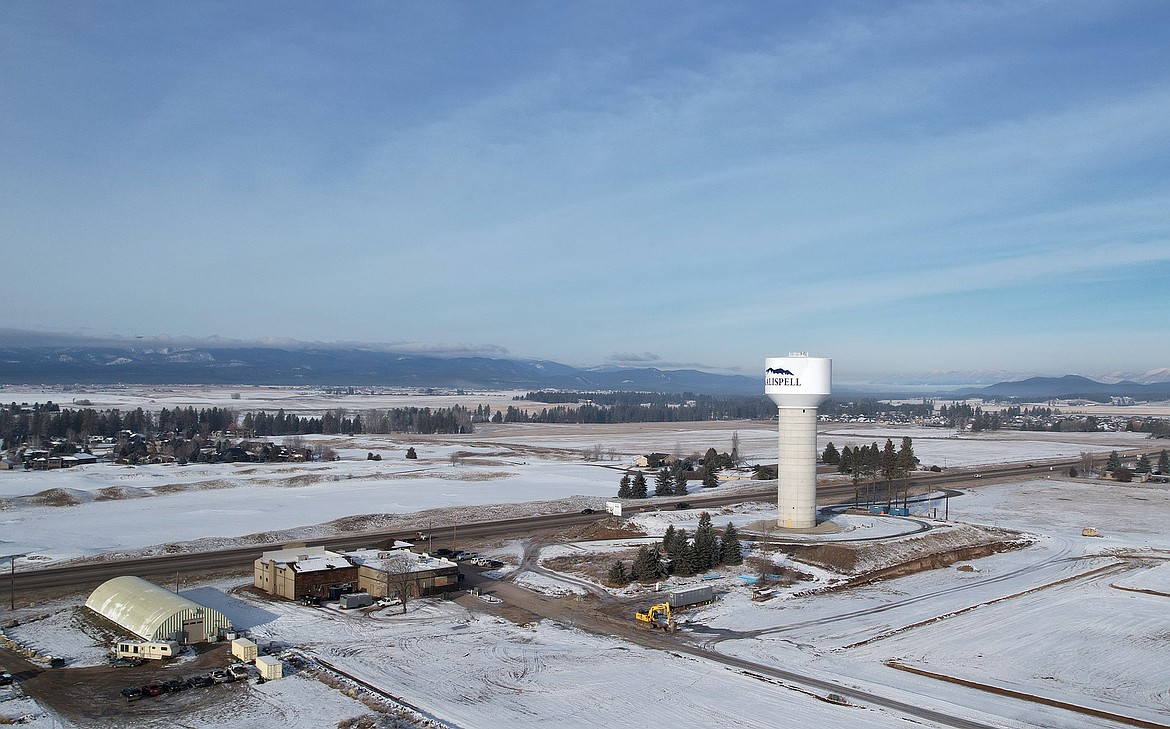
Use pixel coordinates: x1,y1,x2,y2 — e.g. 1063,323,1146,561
765,354,832,529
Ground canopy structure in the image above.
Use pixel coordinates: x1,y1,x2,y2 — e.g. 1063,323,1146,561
85,576,232,644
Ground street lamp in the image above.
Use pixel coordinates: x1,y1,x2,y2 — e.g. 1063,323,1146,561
1,553,28,612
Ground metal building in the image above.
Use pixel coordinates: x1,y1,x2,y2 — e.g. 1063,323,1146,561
84,576,233,644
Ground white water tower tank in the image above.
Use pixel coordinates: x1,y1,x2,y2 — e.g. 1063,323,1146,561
765,355,832,528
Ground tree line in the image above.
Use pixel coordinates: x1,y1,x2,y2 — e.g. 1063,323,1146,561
617,451,727,499
509,393,775,422
1,404,236,444
821,436,919,510
1,403,479,446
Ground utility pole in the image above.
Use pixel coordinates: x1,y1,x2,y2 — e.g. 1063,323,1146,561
2,553,28,612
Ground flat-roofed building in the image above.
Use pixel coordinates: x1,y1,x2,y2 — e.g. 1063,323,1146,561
345,548,460,600
253,546,358,601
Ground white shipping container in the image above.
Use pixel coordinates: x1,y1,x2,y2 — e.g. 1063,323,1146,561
256,655,283,680
667,585,713,608
231,637,258,662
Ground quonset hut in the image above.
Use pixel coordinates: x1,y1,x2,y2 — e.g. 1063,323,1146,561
85,576,233,644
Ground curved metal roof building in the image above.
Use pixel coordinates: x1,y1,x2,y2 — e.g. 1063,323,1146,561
84,576,233,644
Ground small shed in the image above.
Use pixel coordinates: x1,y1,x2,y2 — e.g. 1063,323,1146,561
231,637,258,662
256,655,283,680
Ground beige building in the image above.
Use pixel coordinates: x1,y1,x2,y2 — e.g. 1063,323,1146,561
346,549,460,599
253,545,460,602
253,546,358,601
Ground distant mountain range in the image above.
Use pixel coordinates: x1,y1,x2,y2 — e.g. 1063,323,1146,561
0,341,1166,401
0,344,760,395
950,375,1170,401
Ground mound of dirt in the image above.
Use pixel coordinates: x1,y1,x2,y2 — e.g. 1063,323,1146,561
94,486,150,501
20,488,94,507
786,523,1035,583
576,518,647,541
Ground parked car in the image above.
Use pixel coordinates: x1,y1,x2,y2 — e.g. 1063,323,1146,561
434,548,453,557
141,683,165,697
227,664,250,680
161,678,186,692
0,671,13,686
120,687,142,701
209,669,233,684
581,508,595,514
187,675,214,688
675,502,691,510
377,596,402,608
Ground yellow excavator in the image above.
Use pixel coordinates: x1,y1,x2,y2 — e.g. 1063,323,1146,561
635,602,677,633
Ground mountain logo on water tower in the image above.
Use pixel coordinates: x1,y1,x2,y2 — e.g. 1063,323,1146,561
766,367,795,376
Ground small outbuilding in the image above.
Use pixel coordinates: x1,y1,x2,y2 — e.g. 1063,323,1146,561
256,655,283,680
85,576,233,644
231,637,258,662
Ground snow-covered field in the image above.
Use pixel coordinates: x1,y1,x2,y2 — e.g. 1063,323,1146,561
3,387,1169,728
0,416,1153,564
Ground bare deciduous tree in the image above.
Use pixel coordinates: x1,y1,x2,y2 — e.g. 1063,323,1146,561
382,552,417,614
283,434,306,452
1080,451,1097,476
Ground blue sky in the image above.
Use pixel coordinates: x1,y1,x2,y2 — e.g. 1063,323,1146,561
2,1,1168,382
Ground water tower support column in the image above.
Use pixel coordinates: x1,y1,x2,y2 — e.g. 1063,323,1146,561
777,407,818,529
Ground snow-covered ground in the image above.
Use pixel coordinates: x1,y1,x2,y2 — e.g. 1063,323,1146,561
14,473,1166,729
0,418,1152,564
3,389,1169,728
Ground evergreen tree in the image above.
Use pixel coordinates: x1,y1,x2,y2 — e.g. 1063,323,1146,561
701,464,720,488
881,439,899,508
1160,449,1169,474
821,442,840,465
1135,454,1152,473
670,527,690,558
896,436,918,474
655,468,673,496
632,472,649,499
1107,451,1122,472
606,561,629,586
693,512,719,572
673,471,689,496
662,524,678,555
617,473,632,499
672,541,697,576
405,447,417,459
631,545,664,581
720,522,743,565
839,445,853,474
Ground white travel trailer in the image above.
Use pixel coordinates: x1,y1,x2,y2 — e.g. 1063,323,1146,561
115,640,180,660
